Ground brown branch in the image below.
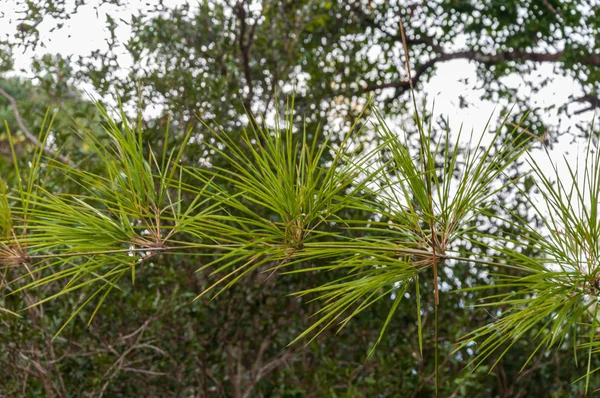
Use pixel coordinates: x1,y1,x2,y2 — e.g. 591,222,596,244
243,350,294,398
120,366,168,376
235,1,256,112
97,318,162,398
542,0,561,18
363,49,597,99
571,93,600,115
0,87,75,167
364,52,465,96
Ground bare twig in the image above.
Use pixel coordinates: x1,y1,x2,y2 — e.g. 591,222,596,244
570,93,600,115
0,87,75,167
508,122,552,148
97,318,163,398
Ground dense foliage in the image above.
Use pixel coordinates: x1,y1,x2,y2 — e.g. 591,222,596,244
1,1,600,397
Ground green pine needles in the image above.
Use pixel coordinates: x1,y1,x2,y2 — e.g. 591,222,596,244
1,100,599,393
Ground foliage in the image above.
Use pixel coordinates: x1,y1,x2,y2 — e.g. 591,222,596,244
1,91,600,396
3,1,600,396
9,0,600,138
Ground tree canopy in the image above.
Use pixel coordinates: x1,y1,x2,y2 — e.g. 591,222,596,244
1,1,600,397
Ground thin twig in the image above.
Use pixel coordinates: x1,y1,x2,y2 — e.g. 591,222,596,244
399,14,440,396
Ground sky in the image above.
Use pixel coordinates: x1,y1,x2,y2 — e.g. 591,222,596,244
0,0,597,215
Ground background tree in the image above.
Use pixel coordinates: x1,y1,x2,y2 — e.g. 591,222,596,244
1,0,599,397
11,0,600,136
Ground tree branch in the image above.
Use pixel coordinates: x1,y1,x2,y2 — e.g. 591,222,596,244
235,1,256,113
0,87,75,167
570,93,600,115
363,49,597,101
541,0,562,18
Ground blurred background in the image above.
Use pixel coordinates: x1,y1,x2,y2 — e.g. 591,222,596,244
1,1,599,396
